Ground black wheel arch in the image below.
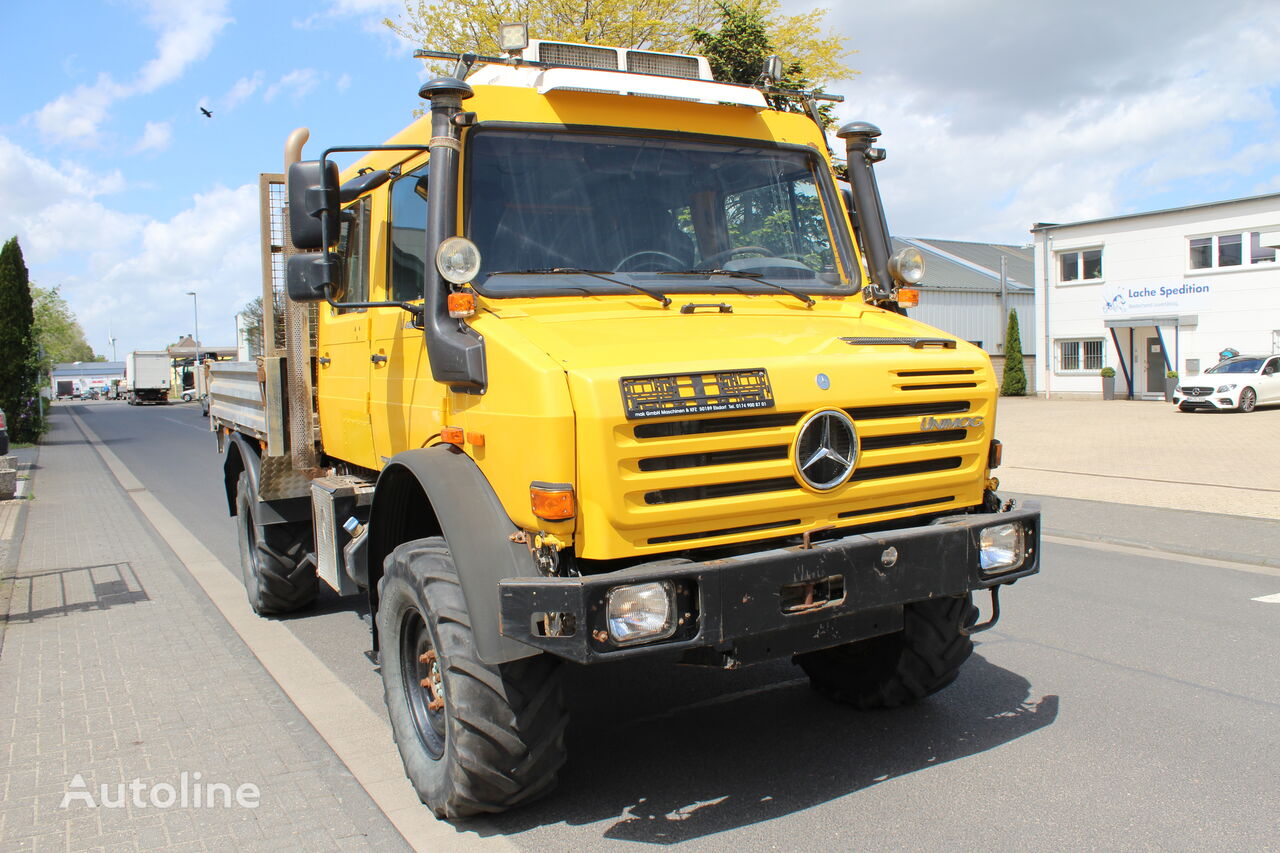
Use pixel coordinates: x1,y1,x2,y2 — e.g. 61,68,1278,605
223,432,261,520
367,445,542,666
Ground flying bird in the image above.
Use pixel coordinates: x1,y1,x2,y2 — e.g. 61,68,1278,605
200,107,212,118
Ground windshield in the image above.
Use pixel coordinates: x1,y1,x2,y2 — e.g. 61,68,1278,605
1206,358,1264,374
465,129,856,297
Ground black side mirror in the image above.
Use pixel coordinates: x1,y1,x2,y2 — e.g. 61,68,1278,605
287,159,339,250
286,253,337,302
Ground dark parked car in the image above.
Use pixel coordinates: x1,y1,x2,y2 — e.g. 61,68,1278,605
0,407,9,455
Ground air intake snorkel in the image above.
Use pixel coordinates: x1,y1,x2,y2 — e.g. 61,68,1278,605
419,76,487,392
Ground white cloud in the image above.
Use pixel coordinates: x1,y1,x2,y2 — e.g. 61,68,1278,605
264,69,321,102
31,74,124,145
0,135,257,358
0,136,132,261
794,0,1280,241
133,121,173,154
29,0,231,146
336,73,352,94
295,0,400,32
223,73,264,110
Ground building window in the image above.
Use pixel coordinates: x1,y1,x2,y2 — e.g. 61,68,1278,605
1190,232,1275,269
1250,232,1277,264
1058,338,1104,373
1058,248,1102,283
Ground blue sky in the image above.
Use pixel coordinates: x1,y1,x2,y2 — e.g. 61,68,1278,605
2,0,1278,360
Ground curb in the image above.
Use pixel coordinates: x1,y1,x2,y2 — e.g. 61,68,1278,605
0,444,40,659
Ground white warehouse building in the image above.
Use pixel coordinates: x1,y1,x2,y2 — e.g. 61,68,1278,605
1032,193,1280,399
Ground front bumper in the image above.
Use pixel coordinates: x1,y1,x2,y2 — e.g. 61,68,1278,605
1173,387,1240,410
499,506,1040,665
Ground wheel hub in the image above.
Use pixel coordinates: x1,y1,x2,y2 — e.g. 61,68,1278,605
419,649,445,712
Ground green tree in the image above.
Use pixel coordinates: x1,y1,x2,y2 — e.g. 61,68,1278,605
690,1,846,127
385,0,853,90
0,237,44,441
32,285,100,374
1000,308,1027,397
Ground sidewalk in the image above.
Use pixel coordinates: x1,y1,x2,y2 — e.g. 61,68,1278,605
993,397,1280,520
0,412,409,852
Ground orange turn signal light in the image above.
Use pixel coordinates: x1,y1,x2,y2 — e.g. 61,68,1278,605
440,426,465,446
988,439,1002,469
530,482,575,520
896,287,920,308
448,292,476,318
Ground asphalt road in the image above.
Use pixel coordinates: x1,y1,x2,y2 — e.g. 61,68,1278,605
66,400,1280,851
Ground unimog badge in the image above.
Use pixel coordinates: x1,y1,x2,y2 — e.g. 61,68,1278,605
920,415,984,431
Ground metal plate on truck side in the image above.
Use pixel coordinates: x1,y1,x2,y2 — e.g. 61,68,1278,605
620,369,774,419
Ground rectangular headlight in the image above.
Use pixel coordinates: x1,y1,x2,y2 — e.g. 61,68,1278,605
979,522,1025,574
606,581,676,646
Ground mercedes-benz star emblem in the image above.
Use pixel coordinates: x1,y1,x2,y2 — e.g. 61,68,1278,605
793,409,858,490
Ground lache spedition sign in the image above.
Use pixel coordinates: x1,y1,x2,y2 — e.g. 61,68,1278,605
1102,280,1212,317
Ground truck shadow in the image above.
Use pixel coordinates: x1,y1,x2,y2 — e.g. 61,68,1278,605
481,652,1056,844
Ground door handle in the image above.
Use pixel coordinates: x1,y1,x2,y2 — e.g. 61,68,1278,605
371,354,388,364
318,357,331,366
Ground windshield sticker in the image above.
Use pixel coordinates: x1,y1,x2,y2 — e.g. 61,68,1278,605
620,369,774,419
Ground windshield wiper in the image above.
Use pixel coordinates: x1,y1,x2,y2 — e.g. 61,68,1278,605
658,268,816,307
492,268,671,307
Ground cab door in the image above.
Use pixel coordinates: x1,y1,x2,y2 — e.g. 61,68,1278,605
316,196,376,469
370,163,440,464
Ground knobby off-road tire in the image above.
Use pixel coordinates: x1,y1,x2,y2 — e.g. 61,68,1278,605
234,471,317,614
796,594,978,709
378,538,568,819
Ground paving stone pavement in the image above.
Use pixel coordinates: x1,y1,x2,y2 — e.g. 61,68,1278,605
0,413,411,852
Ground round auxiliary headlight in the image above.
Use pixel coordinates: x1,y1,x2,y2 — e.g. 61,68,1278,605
436,236,482,285
889,246,925,285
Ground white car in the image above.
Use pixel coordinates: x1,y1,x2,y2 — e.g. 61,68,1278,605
1173,354,1280,413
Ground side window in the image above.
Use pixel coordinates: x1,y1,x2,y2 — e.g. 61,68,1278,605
389,165,430,302
335,197,369,313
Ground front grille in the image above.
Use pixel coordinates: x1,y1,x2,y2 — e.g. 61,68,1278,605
850,456,963,482
644,476,797,505
837,495,954,519
844,401,970,420
896,369,975,377
601,385,984,554
639,445,788,472
634,411,799,438
1181,386,1212,396
648,518,799,545
860,429,967,450
901,382,978,391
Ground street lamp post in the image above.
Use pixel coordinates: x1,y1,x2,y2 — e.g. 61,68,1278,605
186,291,200,399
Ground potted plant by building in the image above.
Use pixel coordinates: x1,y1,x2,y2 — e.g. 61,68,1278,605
1101,366,1116,400
1165,370,1178,402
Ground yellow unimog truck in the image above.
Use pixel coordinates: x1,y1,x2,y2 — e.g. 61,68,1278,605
209,34,1040,819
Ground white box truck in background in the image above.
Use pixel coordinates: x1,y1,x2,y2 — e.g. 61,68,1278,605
126,351,171,405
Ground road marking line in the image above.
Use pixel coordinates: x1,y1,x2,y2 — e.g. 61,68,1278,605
1004,465,1280,494
1251,593,1280,603
1043,534,1280,578
162,416,210,433
69,411,513,853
